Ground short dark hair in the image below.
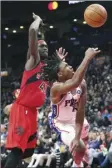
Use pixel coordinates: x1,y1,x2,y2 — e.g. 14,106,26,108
41,53,61,83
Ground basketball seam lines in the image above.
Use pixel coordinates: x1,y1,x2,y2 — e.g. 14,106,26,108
85,14,104,23
86,8,106,20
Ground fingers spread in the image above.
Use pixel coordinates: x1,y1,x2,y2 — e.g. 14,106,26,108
59,47,62,53
62,48,65,55
65,52,68,57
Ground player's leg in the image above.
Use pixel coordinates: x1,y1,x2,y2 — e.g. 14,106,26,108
61,131,85,166
22,119,37,166
24,108,37,159
57,124,86,166
4,148,23,168
5,104,31,168
71,121,89,166
5,136,36,168
4,135,30,168
81,118,90,165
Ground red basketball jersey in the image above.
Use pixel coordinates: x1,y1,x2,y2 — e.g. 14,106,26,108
16,62,47,108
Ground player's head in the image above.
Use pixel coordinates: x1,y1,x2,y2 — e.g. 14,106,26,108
38,40,48,60
57,61,74,81
42,53,74,83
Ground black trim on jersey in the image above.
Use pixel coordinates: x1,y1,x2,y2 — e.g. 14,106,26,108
25,72,42,85
28,132,37,143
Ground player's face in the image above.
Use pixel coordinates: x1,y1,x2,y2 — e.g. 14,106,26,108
58,62,74,81
38,41,48,59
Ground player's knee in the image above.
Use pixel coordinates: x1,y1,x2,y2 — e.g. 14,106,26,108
77,139,86,152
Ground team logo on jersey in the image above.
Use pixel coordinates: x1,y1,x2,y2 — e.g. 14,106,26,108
65,98,78,112
15,126,24,136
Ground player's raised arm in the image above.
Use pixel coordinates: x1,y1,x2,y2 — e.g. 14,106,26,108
51,48,100,96
29,13,42,60
75,80,87,140
25,13,42,70
70,80,87,153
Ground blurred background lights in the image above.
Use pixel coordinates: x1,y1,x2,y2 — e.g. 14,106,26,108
83,21,87,24
48,1,58,10
73,19,77,22
13,30,17,33
49,25,54,29
20,26,24,29
5,27,9,30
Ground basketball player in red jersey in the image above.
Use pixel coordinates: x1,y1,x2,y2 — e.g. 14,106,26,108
42,48,101,167
4,13,68,168
4,13,49,168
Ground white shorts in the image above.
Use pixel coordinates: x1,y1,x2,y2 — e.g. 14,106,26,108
49,117,89,149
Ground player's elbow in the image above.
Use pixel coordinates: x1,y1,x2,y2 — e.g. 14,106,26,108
76,118,84,125
29,28,37,38
76,110,85,124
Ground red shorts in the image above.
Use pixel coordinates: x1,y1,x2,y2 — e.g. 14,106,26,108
6,102,38,152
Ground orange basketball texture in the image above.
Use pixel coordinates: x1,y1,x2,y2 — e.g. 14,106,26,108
84,4,107,28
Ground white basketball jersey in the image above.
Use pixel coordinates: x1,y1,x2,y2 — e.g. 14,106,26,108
51,86,82,124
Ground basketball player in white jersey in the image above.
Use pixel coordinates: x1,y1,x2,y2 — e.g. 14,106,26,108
42,47,101,167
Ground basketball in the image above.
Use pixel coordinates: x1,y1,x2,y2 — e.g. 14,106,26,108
84,4,107,28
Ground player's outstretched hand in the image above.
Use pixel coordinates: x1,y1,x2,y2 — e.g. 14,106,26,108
56,47,68,61
85,47,101,61
32,12,42,22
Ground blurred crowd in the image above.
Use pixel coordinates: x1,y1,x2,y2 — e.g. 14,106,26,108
1,56,112,168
